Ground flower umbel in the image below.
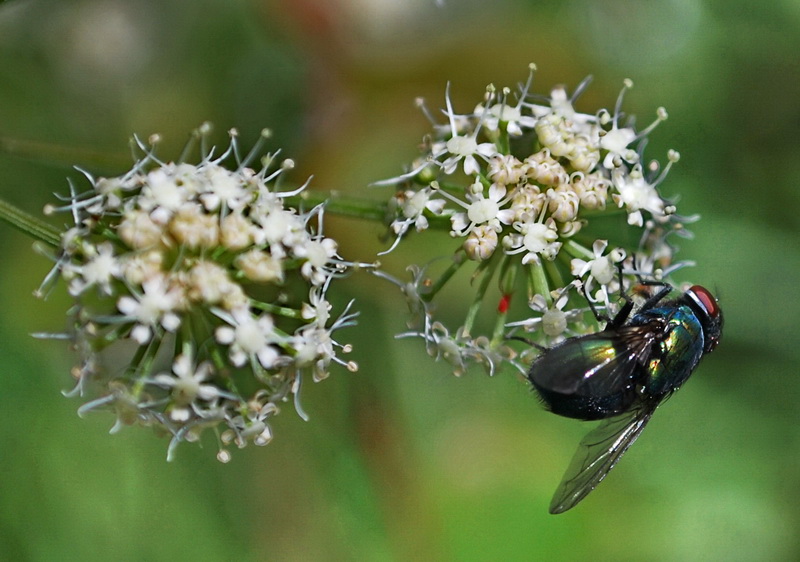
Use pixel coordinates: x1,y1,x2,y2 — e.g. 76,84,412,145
377,64,696,376
39,126,364,460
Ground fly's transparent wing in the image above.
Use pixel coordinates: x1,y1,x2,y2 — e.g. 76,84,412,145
549,403,656,514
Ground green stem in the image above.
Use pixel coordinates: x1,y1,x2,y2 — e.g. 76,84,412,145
562,239,594,260
462,252,501,336
129,335,164,397
528,261,550,305
250,300,303,319
284,191,388,222
0,199,60,247
491,256,517,347
544,259,565,291
496,127,510,155
490,306,508,348
421,251,466,302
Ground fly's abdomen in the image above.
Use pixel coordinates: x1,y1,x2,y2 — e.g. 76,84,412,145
529,337,642,420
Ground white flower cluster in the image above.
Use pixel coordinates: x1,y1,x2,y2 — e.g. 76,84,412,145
377,66,695,375
40,129,361,461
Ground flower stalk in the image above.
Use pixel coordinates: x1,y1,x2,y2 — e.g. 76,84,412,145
0,199,61,247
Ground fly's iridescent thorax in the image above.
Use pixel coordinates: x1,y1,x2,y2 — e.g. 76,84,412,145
629,304,705,397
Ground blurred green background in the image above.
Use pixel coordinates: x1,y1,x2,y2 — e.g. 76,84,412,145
0,0,798,560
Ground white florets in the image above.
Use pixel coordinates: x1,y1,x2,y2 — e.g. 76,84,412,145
41,131,364,460
377,65,688,377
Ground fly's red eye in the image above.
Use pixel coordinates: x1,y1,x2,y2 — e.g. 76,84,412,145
689,285,719,318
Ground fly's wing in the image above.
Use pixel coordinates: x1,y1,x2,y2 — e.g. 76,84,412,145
531,325,656,397
549,403,656,514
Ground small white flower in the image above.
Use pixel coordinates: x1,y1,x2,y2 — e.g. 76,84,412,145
224,398,278,448
524,151,569,186
600,80,668,170
547,185,580,223
169,162,204,195
571,172,610,210
434,83,497,175
400,187,446,227
447,180,514,237
570,239,626,287
380,185,446,250
168,203,220,248
296,237,338,285
254,207,305,247
151,352,221,421
625,247,694,283
370,265,433,324
441,134,497,175
423,321,469,377
612,166,666,227
215,308,281,369
475,80,538,136
119,209,164,249
479,62,539,137
187,261,235,304
487,154,526,186
117,275,183,344
296,290,358,381
506,216,562,264
291,325,335,381
475,101,533,135
68,242,121,295
463,224,499,261
509,184,546,223
600,125,638,169
199,164,251,212
121,250,163,285
533,291,570,338
220,211,253,250
301,288,332,327
507,284,585,343
94,176,133,209
541,305,568,338
139,168,191,224
531,85,596,125
235,249,284,283
383,186,447,254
